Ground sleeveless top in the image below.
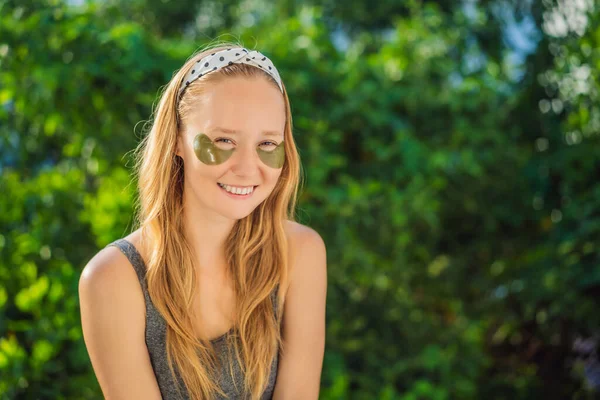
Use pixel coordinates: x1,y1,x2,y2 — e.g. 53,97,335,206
107,239,279,400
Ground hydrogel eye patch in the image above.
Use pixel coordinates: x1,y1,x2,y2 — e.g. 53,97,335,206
193,133,234,165
193,133,285,168
257,141,285,169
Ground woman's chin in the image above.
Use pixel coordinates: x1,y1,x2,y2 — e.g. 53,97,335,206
218,206,258,221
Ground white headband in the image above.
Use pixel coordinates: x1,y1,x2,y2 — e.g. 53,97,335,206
178,47,284,99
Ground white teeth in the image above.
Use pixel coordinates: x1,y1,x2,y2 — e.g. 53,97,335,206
218,183,254,195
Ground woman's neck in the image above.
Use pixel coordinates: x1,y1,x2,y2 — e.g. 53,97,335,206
181,201,235,274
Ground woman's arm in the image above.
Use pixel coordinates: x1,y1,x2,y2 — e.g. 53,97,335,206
273,223,328,400
79,247,162,400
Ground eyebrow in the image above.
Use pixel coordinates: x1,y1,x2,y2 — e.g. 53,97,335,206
208,127,283,137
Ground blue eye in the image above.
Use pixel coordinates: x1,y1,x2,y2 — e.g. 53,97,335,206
214,138,234,144
213,138,278,149
260,141,278,148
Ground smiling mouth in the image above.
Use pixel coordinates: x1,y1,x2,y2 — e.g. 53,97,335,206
217,183,258,197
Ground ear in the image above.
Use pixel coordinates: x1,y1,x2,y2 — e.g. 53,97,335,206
176,135,184,158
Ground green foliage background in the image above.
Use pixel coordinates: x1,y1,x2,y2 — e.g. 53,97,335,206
1,0,599,398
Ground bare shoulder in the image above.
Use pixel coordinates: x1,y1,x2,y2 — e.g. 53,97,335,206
78,239,147,343
79,240,142,299
282,220,327,293
78,229,148,325
272,221,327,398
78,235,161,398
284,220,326,253
79,228,146,285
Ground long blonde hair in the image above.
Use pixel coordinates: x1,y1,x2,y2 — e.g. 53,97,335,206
131,41,301,399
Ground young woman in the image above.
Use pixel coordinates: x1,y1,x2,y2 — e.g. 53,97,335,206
78,43,327,400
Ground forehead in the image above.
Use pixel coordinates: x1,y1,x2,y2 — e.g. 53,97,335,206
186,76,286,136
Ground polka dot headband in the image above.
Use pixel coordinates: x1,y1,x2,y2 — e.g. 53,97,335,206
178,47,284,99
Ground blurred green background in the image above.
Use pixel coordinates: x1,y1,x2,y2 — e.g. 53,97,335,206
1,0,599,398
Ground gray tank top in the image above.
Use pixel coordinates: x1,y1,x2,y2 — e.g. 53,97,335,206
107,239,279,399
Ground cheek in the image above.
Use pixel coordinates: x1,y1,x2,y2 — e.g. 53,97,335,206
265,169,283,186
184,158,225,183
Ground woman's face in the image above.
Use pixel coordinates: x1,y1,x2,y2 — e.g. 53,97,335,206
177,76,286,221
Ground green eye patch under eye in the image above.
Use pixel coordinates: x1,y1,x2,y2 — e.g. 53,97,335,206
256,141,285,168
193,134,234,165
193,133,285,168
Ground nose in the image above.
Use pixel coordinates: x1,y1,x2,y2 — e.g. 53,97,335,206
229,143,260,178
